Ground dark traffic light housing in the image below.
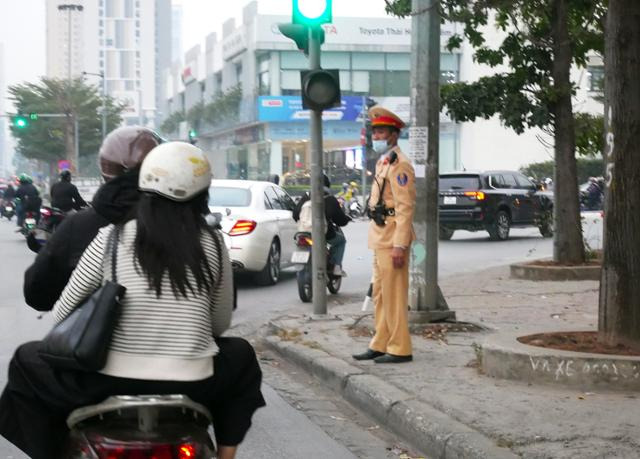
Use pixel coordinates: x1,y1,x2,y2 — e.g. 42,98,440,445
301,69,341,111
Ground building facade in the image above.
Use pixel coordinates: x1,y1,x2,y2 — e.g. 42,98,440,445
160,1,603,181
46,0,171,127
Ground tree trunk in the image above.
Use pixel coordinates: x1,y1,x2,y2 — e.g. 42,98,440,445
599,0,640,348
64,115,75,168
551,0,585,264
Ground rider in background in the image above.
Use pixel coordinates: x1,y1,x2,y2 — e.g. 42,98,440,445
14,173,41,226
50,170,87,212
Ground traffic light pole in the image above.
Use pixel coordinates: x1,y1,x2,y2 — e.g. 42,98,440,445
408,0,454,322
309,26,328,316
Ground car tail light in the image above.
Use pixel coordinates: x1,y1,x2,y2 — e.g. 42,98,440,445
229,220,257,236
464,191,485,200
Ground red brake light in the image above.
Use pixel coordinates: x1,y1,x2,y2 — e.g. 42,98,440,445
229,220,257,236
178,444,196,458
464,191,485,201
296,236,313,247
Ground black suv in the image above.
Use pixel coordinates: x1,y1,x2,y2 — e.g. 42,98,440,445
438,171,553,241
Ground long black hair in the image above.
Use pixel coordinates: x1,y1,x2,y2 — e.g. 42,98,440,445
134,191,214,298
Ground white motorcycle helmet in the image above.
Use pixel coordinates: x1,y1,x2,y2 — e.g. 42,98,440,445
139,142,212,201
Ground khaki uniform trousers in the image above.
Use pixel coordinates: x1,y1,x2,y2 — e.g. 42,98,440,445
369,248,412,356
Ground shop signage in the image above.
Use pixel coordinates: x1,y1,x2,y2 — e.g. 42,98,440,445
258,96,365,122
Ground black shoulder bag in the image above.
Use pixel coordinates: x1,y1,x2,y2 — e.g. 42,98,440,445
39,226,127,372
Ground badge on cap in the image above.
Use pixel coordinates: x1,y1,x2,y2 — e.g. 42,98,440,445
397,173,409,187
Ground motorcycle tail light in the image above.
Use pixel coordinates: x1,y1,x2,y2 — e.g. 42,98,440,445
91,440,196,459
229,220,257,236
41,208,51,217
296,236,313,247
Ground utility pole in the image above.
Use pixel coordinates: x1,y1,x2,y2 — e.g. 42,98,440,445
408,0,455,322
308,26,327,315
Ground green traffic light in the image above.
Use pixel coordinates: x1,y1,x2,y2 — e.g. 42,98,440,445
293,0,332,26
13,116,28,129
189,129,197,138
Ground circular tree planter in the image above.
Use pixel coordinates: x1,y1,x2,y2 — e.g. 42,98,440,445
510,259,601,281
482,331,640,391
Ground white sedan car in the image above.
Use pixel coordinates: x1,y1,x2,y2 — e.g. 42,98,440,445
208,180,298,285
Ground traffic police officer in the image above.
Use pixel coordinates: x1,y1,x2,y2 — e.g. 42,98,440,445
353,106,415,364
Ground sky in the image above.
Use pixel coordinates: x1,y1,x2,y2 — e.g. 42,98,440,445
0,0,391,112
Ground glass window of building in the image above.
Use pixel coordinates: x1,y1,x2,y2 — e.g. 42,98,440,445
280,70,301,90
352,71,369,94
280,51,308,70
124,0,134,18
368,71,385,96
321,52,350,70
588,65,604,92
339,71,352,92
235,63,243,84
385,71,410,96
125,80,134,90
352,53,385,70
386,53,410,71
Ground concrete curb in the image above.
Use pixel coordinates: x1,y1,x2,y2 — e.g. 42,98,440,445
263,333,517,459
482,331,640,391
510,261,600,281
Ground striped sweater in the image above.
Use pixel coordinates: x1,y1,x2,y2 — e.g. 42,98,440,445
52,219,234,381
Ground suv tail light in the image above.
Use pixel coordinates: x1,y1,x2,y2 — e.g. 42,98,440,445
229,220,257,236
464,191,486,201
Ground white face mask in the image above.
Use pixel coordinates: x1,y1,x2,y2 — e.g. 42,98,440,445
372,139,390,154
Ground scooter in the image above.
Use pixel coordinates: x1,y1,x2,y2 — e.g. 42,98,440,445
292,231,342,303
63,394,216,458
1,201,15,221
27,206,67,253
348,199,363,219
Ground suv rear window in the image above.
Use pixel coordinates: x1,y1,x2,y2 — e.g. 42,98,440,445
439,175,481,191
209,187,251,207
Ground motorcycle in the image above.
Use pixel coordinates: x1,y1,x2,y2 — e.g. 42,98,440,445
1,201,15,221
347,198,363,219
27,206,67,253
63,394,216,458
291,231,342,303
20,210,39,237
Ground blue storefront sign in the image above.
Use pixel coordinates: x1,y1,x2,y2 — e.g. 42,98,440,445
258,96,365,122
268,121,362,141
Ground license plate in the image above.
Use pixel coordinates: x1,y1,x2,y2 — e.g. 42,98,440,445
291,251,310,264
444,196,457,205
5,207,11,211
25,218,36,225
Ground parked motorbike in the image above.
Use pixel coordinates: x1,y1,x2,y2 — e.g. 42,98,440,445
1,201,15,221
292,231,342,303
26,206,67,253
63,394,216,458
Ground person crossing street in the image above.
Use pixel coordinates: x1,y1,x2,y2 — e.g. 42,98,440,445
353,106,416,364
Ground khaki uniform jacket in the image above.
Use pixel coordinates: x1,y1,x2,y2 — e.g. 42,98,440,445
367,146,416,250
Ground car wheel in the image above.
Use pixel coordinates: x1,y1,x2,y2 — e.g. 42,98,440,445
539,208,554,238
488,210,511,241
255,239,281,286
439,226,455,241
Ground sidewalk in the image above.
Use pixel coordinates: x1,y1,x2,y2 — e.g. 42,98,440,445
262,266,640,459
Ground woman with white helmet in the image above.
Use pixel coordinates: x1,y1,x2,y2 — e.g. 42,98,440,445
0,142,265,459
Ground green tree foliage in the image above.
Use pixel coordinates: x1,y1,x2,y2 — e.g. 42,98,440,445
521,157,604,184
8,77,123,168
574,112,604,157
385,0,606,264
160,85,243,136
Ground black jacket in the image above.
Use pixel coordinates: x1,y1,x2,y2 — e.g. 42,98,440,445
50,180,87,212
15,183,41,212
293,189,351,239
23,171,141,311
